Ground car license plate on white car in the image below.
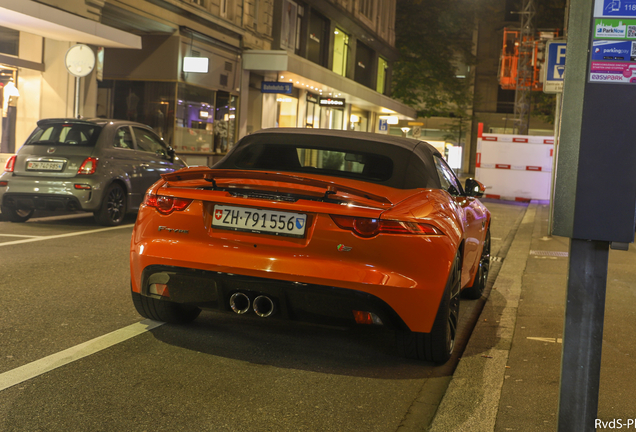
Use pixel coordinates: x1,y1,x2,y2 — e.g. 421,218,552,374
212,205,307,237
27,161,64,171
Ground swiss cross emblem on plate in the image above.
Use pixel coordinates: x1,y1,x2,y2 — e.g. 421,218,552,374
215,209,223,220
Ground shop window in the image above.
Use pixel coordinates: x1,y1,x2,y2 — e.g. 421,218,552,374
305,93,320,128
307,11,329,66
321,107,344,130
354,40,374,89
214,91,237,153
0,26,19,56
332,28,349,77
276,94,298,127
349,108,369,132
175,83,215,153
377,57,388,94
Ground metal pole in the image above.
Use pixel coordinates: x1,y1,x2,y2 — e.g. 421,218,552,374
557,238,609,431
548,92,562,236
74,76,81,119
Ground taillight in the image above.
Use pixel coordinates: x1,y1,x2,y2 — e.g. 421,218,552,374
330,215,443,238
4,155,16,172
78,157,98,175
144,192,192,215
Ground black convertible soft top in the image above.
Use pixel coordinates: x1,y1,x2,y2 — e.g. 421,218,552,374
214,128,443,190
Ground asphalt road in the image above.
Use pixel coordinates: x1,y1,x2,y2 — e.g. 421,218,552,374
0,201,526,431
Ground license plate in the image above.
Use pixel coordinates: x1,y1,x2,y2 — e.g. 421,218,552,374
212,205,307,237
27,161,64,171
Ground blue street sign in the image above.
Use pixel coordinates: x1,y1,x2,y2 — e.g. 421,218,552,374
545,41,567,93
378,119,388,132
597,0,636,17
261,82,293,94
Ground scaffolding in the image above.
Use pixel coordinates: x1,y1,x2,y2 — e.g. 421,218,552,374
498,0,559,134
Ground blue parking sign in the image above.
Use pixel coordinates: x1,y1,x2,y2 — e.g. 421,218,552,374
545,41,567,93
378,119,388,132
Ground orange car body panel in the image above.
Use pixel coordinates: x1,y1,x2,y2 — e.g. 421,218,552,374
130,169,490,334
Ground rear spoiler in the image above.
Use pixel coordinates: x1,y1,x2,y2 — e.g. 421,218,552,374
162,167,393,205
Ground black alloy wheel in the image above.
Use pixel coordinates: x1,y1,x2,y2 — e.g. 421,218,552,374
462,229,491,300
396,253,461,364
94,183,127,226
1,206,34,223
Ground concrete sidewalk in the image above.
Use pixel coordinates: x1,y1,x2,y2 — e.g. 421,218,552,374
429,202,636,431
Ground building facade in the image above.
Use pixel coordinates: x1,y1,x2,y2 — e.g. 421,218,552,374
0,0,415,167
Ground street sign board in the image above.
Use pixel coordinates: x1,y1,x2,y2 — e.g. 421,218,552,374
378,119,388,132
261,82,293,94
545,41,567,93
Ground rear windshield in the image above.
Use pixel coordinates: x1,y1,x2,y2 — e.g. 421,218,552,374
26,123,102,147
234,143,394,182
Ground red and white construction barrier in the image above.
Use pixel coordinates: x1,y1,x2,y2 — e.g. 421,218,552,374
475,132,554,202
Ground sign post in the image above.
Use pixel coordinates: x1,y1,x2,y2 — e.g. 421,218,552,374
554,0,636,430
544,41,567,94
65,44,95,119
544,40,567,236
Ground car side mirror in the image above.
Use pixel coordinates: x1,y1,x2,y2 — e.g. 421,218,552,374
465,178,486,198
167,147,176,162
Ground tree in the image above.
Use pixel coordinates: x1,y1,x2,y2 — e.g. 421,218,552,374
392,0,476,118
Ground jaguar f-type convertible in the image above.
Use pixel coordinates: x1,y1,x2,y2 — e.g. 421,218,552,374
130,128,490,363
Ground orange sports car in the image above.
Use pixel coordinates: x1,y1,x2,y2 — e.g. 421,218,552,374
130,128,490,363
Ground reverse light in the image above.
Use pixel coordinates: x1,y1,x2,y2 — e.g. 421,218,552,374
144,192,192,215
77,157,98,175
4,155,16,172
330,215,443,238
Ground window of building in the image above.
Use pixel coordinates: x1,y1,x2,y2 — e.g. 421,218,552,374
305,93,320,128
0,26,19,56
276,94,298,127
376,57,388,94
281,0,298,51
354,40,374,88
497,87,515,113
307,11,329,66
332,28,349,77
358,0,374,21
175,83,215,153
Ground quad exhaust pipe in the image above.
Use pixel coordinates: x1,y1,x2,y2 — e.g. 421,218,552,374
253,295,275,318
229,292,250,314
229,292,275,317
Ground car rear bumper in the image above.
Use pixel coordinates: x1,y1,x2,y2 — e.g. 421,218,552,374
0,175,103,211
137,264,410,331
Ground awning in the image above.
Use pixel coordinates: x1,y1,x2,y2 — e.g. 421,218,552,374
243,50,416,120
0,0,141,49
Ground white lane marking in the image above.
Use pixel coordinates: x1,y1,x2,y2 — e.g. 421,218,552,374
0,320,164,392
0,234,42,238
527,336,562,344
0,224,134,247
492,237,503,240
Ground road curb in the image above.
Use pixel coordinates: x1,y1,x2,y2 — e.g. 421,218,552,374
427,203,537,431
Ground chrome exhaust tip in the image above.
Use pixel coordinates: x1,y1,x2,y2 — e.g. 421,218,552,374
229,292,250,314
253,295,275,318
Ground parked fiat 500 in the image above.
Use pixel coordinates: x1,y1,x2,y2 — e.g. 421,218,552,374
0,118,186,225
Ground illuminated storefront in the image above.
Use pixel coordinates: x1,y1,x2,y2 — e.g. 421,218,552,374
0,3,140,164
240,50,415,138
102,31,241,166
